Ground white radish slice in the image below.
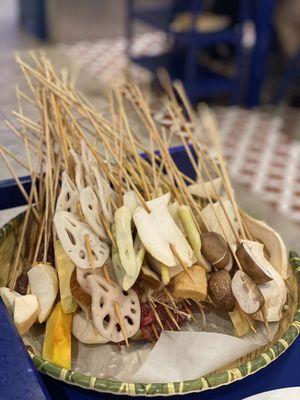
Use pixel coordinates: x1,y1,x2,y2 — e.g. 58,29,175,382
56,171,78,213
115,205,136,277
200,199,239,248
92,166,116,224
88,274,140,342
147,194,195,267
188,177,223,200
14,294,39,335
28,264,58,323
133,206,177,267
79,186,107,240
72,311,108,344
146,192,170,210
54,211,109,269
0,287,20,313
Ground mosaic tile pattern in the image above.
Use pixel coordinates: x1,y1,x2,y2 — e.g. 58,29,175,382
215,107,300,223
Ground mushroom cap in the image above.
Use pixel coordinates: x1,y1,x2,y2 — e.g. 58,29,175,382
201,232,230,269
236,241,273,285
231,270,264,314
208,270,235,312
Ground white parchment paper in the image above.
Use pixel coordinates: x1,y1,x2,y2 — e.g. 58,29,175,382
23,312,277,383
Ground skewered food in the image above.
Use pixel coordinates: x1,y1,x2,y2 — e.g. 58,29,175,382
28,264,58,323
0,53,291,371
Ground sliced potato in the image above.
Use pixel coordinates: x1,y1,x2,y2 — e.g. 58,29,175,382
14,294,39,335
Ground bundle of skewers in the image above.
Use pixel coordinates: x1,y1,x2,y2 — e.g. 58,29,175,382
0,53,290,370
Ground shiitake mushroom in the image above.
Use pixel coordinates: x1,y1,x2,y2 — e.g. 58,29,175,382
208,270,235,312
201,232,231,269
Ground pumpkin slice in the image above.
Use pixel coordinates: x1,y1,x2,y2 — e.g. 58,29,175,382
56,171,78,213
88,274,140,342
79,186,107,240
42,301,72,369
28,264,58,323
54,211,109,269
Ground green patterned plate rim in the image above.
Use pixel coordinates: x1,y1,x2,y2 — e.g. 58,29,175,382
2,214,300,396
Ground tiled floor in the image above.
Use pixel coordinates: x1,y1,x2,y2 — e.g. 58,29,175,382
0,1,299,253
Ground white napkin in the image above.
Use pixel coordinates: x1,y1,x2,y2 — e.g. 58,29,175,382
132,330,270,383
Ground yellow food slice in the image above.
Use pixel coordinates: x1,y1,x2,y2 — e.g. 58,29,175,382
171,263,207,301
42,301,72,369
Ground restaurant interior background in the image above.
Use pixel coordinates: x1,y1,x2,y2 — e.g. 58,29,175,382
0,0,300,253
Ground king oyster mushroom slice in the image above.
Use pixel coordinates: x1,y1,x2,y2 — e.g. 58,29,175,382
188,177,223,200
54,211,109,269
253,264,287,322
200,199,239,249
72,311,108,344
133,206,176,267
231,270,264,315
79,186,107,241
87,274,140,343
146,193,195,267
236,240,273,285
241,211,289,279
56,171,78,213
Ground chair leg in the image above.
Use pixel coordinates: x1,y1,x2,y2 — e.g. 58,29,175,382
273,53,300,105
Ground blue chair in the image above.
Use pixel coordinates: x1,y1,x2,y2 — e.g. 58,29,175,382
126,0,251,104
273,50,300,104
